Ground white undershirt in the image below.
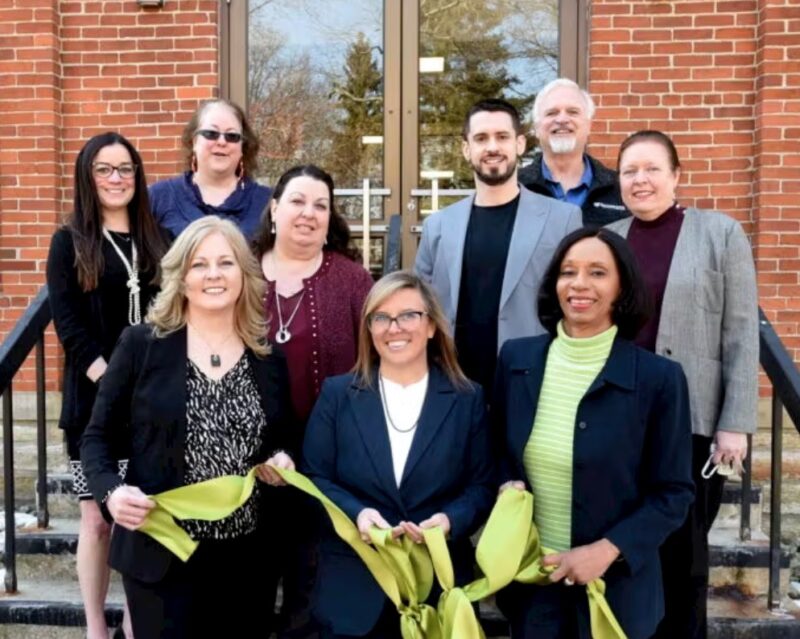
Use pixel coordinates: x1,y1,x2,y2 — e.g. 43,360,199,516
379,373,428,486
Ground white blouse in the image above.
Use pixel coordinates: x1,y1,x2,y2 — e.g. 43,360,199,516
379,373,429,486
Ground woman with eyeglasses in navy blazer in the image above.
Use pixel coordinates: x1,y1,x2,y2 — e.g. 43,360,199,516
149,99,271,241
303,271,494,639
492,227,695,639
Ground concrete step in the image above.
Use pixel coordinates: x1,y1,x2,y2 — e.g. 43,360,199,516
0,589,797,638
709,528,794,597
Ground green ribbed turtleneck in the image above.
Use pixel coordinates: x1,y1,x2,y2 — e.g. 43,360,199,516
523,322,617,551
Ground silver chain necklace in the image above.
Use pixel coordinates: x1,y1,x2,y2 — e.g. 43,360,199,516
102,227,140,325
379,375,420,434
274,288,306,344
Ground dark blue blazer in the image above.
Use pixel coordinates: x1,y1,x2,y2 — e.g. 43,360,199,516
302,367,494,636
493,334,694,639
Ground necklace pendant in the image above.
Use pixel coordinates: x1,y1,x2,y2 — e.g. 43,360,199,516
275,327,291,344
210,354,221,367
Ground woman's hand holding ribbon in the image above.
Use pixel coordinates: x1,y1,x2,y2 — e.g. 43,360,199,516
543,538,621,586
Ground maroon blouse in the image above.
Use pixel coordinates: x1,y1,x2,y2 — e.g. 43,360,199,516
264,250,374,424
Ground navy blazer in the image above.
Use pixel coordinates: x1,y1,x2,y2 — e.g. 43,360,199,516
302,367,494,636
81,324,292,583
493,334,694,639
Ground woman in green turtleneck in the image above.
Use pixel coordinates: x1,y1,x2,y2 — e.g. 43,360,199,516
491,227,695,639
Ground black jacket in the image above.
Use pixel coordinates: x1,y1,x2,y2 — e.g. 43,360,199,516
46,228,162,435
519,154,629,227
81,324,292,583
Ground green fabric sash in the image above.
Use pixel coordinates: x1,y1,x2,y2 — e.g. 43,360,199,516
140,467,626,638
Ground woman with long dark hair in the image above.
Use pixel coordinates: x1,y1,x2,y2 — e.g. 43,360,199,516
46,131,168,639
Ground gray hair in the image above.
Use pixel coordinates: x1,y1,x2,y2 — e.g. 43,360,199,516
531,78,596,126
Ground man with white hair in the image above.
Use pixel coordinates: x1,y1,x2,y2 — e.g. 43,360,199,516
519,78,628,226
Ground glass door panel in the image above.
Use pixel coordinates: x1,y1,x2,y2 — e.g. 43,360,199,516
408,0,560,251
244,0,565,272
247,0,394,273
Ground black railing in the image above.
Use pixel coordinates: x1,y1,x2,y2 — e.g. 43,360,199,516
0,286,51,593
757,308,800,610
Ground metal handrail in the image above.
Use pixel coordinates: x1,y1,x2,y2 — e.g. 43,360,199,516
0,285,51,593
757,308,800,610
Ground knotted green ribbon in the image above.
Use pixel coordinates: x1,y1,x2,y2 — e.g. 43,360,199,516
140,467,625,638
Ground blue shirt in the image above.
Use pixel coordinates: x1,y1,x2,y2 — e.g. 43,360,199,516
541,156,593,208
149,172,272,241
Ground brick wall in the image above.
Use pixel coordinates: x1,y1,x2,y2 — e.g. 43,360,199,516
589,0,800,381
0,0,219,391
1,0,799,393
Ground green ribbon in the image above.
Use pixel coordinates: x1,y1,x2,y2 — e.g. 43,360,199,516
140,467,626,638
139,466,258,561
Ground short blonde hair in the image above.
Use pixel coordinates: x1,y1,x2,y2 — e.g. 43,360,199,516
353,271,469,390
147,216,269,356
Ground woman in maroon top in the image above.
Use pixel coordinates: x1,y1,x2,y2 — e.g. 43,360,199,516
253,164,374,638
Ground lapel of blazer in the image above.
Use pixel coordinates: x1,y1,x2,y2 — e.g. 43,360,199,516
248,350,275,422
500,187,548,311
508,337,550,465
348,379,405,511
400,367,456,487
148,326,188,424
442,195,474,318
146,327,188,480
656,208,694,350
583,337,637,397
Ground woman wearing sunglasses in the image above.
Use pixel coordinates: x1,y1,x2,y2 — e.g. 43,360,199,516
150,98,271,240
46,132,169,639
303,271,494,638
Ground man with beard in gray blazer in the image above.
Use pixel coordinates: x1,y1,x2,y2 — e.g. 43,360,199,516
415,98,582,394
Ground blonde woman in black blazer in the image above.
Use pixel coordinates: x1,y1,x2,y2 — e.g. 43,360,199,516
82,216,293,639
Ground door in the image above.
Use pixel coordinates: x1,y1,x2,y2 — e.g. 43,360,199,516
230,0,576,273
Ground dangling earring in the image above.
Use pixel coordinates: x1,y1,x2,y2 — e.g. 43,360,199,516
238,159,246,190
270,220,276,234
191,153,198,173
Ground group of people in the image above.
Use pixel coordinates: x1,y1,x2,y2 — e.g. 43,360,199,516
46,78,758,639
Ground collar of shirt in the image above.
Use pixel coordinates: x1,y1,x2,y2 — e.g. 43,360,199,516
541,155,594,207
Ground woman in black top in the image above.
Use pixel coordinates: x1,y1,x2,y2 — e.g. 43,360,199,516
46,132,168,639
81,216,294,639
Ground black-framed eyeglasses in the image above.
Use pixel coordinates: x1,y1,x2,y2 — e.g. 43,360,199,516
92,162,137,179
368,310,428,333
196,129,243,144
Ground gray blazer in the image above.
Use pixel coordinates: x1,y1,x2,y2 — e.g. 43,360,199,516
607,208,758,437
414,185,582,351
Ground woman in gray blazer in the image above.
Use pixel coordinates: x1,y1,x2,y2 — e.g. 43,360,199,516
607,130,758,639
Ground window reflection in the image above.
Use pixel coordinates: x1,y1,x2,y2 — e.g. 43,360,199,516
418,0,558,191
248,0,384,192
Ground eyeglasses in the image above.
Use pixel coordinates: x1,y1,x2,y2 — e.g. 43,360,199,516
368,310,427,333
92,162,137,179
196,129,243,144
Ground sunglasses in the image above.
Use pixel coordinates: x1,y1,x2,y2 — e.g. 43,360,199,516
196,129,243,144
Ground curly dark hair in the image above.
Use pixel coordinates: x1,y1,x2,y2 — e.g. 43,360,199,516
252,164,360,261
537,227,652,340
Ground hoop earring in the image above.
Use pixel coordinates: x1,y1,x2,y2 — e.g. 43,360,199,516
191,153,198,173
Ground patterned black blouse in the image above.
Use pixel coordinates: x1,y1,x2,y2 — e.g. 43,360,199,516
180,355,266,540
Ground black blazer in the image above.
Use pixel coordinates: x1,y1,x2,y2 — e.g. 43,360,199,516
302,367,494,636
81,324,292,583
46,228,162,435
493,335,694,639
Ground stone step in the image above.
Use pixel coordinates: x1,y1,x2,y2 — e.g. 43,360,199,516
0,589,797,638
709,528,794,597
